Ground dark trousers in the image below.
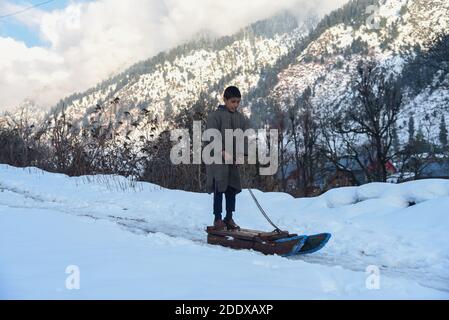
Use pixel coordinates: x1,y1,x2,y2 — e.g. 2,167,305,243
213,181,236,216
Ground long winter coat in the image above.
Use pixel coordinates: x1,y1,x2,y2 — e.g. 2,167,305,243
205,105,250,194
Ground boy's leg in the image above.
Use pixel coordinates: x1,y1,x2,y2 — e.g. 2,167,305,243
224,186,239,230
224,186,236,220
213,179,223,221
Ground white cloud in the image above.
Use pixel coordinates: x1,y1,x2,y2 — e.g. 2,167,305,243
0,0,349,111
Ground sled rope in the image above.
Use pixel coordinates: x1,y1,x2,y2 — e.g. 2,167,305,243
248,189,281,233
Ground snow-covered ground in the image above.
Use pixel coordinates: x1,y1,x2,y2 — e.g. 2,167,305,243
0,164,448,299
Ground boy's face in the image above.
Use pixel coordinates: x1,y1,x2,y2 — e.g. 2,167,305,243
224,97,241,113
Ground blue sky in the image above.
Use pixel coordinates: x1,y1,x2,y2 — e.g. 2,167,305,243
0,0,91,47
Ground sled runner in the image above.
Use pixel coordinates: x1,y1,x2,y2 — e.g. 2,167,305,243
206,227,331,256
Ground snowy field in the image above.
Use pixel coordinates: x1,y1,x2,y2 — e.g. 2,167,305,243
0,164,448,299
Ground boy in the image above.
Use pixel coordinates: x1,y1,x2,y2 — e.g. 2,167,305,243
205,86,250,230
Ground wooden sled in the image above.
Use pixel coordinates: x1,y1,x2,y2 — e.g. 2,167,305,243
206,227,308,256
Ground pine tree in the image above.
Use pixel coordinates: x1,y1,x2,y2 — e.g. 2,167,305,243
415,127,428,153
439,115,448,149
163,94,174,120
408,115,415,144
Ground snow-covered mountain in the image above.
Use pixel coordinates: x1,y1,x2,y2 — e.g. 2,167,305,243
12,11,306,139
271,0,449,142
1,164,448,298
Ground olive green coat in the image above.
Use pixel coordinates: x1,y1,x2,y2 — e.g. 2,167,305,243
205,105,250,194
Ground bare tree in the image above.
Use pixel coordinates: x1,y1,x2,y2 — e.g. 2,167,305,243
287,87,321,196
325,61,403,183
319,113,361,186
270,98,291,192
